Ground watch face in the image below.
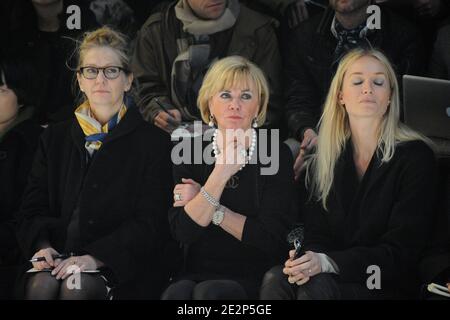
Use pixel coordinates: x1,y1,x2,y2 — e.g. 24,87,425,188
213,209,224,225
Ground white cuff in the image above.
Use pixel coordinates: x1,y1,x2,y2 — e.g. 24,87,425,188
317,253,340,274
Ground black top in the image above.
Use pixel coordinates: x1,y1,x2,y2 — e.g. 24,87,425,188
301,140,437,295
0,118,42,266
168,132,295,281
16,106,173,298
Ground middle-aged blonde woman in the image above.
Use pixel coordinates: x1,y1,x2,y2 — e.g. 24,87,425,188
162,56,295,300
16,26,172,300
260,48,437,300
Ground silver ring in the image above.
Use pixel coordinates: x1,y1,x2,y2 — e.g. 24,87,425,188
174,193,182,201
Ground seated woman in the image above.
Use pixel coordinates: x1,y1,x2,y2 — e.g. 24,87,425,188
162,56,295,300
260,49,437,300
16,26,172,300
0,55,42,299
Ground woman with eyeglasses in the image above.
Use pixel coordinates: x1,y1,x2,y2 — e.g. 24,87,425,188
16,26,173,300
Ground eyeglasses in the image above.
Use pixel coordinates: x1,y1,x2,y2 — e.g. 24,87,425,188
78,66,127,80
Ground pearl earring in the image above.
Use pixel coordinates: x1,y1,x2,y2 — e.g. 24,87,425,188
209,115,215,127
252,118,258,128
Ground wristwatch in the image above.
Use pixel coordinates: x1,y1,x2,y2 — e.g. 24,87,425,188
212,205,225,226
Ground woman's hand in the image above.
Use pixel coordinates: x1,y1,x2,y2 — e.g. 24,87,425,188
283,250,322,286
214,131,248,181
31,247,60,270
51,255,104,280
173,178,201,207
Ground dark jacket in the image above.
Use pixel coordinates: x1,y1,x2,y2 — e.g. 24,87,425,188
6,0,99,124
16,106,173,298
302,140,437,296
429,23,450,80
284,6,425,139
419,157,450,287
132,1,283,130
168,135,295,284
0,118,42,266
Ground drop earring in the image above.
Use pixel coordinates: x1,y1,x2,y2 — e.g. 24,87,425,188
252,118,258,128
209,115,215,127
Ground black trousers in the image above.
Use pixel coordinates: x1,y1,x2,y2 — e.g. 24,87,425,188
259,266,395,300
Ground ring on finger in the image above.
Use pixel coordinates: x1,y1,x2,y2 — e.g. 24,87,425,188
174,193,182,201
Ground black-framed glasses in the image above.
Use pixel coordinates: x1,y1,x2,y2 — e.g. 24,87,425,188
78,66,127,80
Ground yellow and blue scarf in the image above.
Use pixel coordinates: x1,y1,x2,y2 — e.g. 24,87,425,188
75,101,127,155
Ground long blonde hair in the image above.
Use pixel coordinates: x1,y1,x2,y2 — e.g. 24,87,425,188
306,48,431,210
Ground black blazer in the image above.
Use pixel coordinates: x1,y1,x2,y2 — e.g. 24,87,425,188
16,106,173,297
302,140,437,295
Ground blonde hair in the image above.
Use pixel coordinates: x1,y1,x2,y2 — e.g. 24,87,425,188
76,26,131,72
197,56,269,126
306,48,432,210
74,26,132,103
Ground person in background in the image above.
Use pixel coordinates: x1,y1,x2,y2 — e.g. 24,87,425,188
0,55,42,299
132,0,283,135
429,21,450,80
8,0,98,125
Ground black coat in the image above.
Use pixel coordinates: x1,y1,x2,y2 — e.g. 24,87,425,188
0,119,42,266
0,117,41,299
16,106,173,298
301,140,437,296
283,6,425,139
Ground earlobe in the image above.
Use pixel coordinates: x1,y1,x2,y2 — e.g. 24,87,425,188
338,92,344,105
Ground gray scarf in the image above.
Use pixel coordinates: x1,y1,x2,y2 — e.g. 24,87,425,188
170,0,240,119
175,0,240,36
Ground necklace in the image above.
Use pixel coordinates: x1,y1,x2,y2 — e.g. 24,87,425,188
212,128,257,171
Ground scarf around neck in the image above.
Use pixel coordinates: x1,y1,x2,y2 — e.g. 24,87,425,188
74,100,127,156
174,0,240,36
331,15,373,62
